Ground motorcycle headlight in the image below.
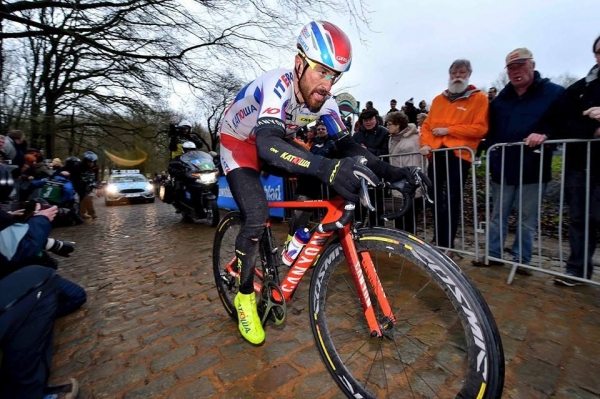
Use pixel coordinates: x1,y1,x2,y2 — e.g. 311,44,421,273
197,171,218,185
106,184,118,195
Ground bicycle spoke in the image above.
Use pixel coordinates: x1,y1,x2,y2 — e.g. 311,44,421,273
315,243,477,398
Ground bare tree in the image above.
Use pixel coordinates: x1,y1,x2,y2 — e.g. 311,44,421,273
193,71,244,151
1,0,370,155
551,72,579,88
491,71,509,91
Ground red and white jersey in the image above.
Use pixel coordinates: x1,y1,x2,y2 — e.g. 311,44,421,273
219,68,346,173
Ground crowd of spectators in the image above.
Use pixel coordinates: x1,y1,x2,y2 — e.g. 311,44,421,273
0,135,98,397
294,34,600,286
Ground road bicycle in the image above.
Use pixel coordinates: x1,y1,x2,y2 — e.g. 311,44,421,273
213,170,504,398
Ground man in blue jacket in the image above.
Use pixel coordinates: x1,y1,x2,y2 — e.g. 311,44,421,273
483,48,564,271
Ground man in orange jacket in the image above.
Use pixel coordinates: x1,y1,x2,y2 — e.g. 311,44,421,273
419,59,488,255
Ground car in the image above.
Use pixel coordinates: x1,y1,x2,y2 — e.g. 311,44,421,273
104,170,155,206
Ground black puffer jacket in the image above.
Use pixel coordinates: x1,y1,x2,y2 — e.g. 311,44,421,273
352,125,389,158
559,65,600,178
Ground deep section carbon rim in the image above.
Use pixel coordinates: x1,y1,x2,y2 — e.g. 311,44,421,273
309,228,504,399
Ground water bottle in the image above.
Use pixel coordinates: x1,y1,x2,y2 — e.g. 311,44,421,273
282,228,311,266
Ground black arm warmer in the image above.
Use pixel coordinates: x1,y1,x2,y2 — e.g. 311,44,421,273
336,135,397,180
255,118,329,177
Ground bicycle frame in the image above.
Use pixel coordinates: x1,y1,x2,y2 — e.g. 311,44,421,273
232,197,395,337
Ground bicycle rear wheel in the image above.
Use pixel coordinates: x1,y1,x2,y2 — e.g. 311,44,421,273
212,211,242,319
212,211,280,320
309,227,504,399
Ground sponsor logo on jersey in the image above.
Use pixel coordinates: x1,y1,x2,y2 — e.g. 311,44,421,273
273,72,294,99
280,152,311,168
256,117,285,130
298,116,317,123
232,104,258,128
261,107,281,115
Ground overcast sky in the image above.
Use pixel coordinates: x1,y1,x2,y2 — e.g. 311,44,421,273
173,0,599,120
329,0,599,112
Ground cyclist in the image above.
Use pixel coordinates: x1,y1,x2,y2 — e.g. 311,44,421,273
219,20,423,345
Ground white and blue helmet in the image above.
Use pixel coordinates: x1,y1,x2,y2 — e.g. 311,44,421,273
296,21,352,73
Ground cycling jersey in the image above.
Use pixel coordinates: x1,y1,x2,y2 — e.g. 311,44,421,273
219,68,347,173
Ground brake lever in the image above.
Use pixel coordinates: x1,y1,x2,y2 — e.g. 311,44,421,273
359,178,375,211
413,169,434,204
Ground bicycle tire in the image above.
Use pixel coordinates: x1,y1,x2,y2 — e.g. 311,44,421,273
212,211,277,320
309,227,504,399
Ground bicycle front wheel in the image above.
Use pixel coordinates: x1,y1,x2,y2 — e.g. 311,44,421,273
309,227,504,399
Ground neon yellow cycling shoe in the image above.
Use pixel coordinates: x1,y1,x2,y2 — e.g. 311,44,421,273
234,292,265,345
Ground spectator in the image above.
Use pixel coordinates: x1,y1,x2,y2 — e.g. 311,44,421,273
1,130,27,167
363,100,383,125
483,48,564,272
0,205,86,318
51,157,63,170
419,59,488,256
310,121,336,157
17,150,53,201
554,35,600,286
305,125,317,148
416,113,428,130
344,116,353,131
353,108,389,158
387,99,400,114
404,98,419,124
292,127,311,151
386,111,423,233
79,151,99,219
0,266,79,399
353,119,361,135
418,100,429,114
353,108,389,226
488,86,498,102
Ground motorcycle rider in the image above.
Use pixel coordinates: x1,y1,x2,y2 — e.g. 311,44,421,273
168,141,202,213
169,121,194,158
219,20,425,345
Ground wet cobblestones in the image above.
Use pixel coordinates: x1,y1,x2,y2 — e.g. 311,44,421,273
49,199,600,398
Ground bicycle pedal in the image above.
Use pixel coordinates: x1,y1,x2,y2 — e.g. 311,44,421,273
269,303,286,326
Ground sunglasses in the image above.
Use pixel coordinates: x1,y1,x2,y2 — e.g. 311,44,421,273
301,54,342,84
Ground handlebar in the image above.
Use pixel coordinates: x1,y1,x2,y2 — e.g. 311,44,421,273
380,167,433,222
316,166,433,232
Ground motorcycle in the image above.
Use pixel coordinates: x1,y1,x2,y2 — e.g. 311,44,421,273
160,150,220,226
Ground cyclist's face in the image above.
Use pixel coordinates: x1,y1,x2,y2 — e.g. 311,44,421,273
295,54,338,112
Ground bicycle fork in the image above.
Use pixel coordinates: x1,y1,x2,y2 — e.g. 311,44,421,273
339,228,395,338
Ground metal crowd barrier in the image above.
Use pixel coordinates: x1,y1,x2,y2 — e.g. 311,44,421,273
379,147,481,261
483,139,600,286
279,140,599,287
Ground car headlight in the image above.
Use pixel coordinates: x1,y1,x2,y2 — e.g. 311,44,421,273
197,171,218,185
145,183,153,192
106,184,118,195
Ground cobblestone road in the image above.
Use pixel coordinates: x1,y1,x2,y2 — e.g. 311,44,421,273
49,198,600,398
